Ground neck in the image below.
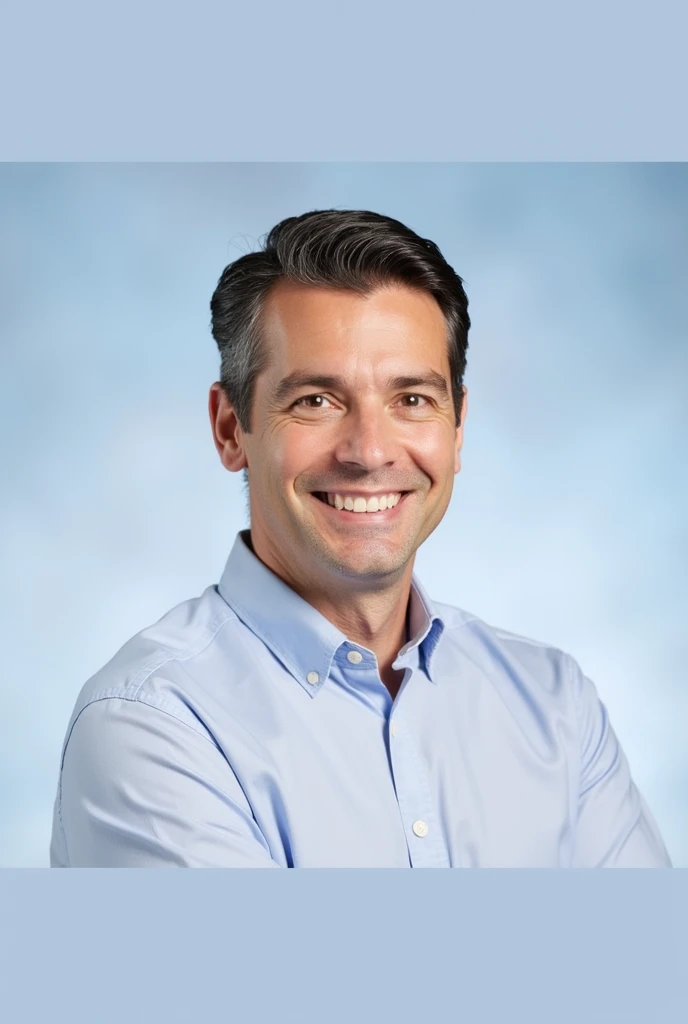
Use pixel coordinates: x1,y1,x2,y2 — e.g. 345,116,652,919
304,580,412,700
245,531,413,696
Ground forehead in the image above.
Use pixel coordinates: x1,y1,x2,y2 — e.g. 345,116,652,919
259,281,450,375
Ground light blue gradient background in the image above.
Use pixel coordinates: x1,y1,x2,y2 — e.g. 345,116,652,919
2,163,686,867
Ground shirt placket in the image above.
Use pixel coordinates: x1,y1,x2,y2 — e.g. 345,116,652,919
388,667,450,868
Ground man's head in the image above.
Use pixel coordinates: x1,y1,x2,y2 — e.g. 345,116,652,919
208,209,470,595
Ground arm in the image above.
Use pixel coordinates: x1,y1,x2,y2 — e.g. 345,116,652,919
54,697,282,867
569,659,671,868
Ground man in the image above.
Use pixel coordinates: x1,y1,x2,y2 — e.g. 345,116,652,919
50,209,671,867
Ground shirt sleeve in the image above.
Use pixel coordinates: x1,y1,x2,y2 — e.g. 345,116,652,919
569,660,672,868
55,697,283,868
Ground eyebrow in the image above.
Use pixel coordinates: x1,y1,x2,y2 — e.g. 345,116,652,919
272,370,451,406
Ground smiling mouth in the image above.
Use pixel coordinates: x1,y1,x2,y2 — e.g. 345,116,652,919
312,491,409,514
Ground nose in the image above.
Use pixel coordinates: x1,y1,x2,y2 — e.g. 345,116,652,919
332,400,399,472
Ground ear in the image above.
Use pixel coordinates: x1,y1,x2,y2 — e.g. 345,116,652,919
454,386,468,474
208,382,249,472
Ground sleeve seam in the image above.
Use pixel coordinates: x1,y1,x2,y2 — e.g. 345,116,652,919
62,693,218,763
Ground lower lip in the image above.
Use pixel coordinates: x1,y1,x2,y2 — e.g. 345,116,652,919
310,494,408,523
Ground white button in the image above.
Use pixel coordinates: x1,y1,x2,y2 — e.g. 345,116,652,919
390,720,397,737
347,650,363,664
412,820,428,838
306,671,319,685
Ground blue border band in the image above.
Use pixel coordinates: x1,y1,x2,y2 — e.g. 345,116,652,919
2,870,685,1022
1,1,687,158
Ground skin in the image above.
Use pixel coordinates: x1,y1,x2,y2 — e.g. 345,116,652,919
209,281,467,698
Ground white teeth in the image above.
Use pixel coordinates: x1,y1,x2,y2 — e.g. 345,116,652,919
322,492,402,513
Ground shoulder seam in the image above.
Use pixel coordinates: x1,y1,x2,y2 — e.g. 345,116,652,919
123,605,236,700
60,605,235,770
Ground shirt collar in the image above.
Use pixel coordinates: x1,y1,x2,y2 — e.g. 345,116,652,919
217,531,445,696
397,572,445,681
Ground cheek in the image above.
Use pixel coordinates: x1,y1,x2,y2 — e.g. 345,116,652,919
264,426,328,484
407,424,457,476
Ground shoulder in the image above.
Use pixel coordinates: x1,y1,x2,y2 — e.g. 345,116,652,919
64,584,240,744
432,598,583,697
434,597,570,656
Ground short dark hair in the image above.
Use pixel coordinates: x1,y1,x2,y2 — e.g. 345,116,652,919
210,209,470,432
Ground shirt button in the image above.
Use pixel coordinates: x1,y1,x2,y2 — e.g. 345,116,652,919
347,650,363,664
390,720,397,737
412,820,428,838
306,671,319,685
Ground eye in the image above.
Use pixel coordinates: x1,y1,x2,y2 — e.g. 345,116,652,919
292,394,334,410
399,394,430,409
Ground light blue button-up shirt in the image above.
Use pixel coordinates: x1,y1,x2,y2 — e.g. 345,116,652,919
50,531,671,867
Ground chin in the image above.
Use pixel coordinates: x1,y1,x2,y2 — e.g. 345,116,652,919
320,546,410,582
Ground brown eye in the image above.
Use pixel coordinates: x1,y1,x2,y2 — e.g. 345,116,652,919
294,394,333,409
400,394,429,408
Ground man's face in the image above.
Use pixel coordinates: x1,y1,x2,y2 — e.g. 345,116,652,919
216,281,466,593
